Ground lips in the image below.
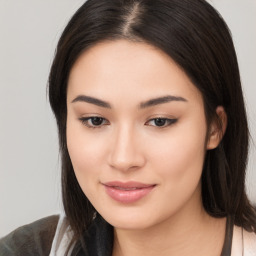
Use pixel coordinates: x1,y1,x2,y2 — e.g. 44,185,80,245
102,181,156,203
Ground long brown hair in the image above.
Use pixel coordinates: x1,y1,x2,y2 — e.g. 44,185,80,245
48,0,256,249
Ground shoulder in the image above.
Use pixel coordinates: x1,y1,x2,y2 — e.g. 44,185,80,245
232,225,256,256
50,214,113,256
0,215,59,256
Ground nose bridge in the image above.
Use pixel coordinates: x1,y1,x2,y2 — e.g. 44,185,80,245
108,122,144,171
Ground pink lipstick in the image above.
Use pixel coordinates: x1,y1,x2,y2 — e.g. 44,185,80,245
102,181,156,203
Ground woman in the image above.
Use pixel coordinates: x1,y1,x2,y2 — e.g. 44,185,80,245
0,0,255,255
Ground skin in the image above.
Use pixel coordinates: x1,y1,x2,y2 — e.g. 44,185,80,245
66,39,227,256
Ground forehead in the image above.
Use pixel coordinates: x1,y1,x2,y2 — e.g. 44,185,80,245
67,39,202,105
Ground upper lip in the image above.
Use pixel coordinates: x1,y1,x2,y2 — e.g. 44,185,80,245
102,181,156,188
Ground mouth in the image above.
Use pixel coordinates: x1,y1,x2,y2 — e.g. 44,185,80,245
102,181,156,203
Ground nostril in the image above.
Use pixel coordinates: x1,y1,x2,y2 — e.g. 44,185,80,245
108,149,146,172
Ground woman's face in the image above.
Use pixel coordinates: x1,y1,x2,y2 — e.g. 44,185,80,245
66,39,216,230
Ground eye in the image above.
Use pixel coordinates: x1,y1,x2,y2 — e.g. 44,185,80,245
145,118,177,127
78,116,109,128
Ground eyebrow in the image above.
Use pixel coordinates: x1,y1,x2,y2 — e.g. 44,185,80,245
71,95,111,108
71,94,187,109
139,95,187,108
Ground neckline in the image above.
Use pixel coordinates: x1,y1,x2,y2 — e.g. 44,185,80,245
77,214,235,256
220,215,235,256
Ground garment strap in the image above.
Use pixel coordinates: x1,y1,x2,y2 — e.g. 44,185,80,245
221,215,235,256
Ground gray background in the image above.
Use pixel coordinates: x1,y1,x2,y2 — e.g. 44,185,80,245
0,0,255,237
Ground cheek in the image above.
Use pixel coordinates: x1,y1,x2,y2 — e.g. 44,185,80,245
140,122,207,220
147,119,207,187
66,119,106,196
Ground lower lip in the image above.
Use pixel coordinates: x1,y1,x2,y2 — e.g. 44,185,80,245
104,185,155,203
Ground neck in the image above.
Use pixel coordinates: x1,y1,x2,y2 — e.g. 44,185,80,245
112,190,226,256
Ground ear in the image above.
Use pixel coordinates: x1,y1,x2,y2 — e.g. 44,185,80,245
206,106,227,150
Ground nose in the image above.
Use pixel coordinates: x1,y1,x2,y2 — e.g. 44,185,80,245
107,125,146,172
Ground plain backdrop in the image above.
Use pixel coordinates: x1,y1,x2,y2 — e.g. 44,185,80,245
0,0,255,237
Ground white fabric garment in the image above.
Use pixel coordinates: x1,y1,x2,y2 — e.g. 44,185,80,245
231,225,256,256
50,215,256,256
49,214,74,256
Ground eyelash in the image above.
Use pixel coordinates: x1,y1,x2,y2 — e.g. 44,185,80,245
78,117,109,129
79,116,178,129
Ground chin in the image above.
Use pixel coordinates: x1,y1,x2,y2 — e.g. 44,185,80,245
98,207,162,230
107,217,153,230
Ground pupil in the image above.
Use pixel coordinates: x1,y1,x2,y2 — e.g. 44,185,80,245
155,118,166,126
92,117,103,126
